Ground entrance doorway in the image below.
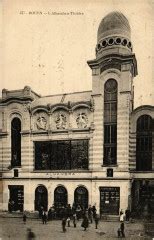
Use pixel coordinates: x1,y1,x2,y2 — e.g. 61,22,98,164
54,186,68,208
74,186,88,209
8,185,24,212
100,187,120,215
35,185,48,211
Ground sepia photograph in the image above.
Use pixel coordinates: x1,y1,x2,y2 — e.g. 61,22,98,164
0,0,154,239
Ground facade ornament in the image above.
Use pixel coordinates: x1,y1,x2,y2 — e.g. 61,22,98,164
23,86,31,95
55,113,67,129
23,103,31,113
76,113,88,128
36,116,47,130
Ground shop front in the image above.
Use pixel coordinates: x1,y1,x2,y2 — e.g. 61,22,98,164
100,187,120,215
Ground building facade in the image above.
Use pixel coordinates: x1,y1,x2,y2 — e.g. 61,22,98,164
0,12,154,216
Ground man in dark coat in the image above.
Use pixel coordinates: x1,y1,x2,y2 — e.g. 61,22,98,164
81,215,89,231
125,209,131,221
120,222,125,237
42,211,47,224
62,217,67,232
95,214,99,229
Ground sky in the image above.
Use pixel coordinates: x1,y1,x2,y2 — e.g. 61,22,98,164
0,0,154,108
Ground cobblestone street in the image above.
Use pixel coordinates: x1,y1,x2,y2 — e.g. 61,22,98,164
0,217,153,240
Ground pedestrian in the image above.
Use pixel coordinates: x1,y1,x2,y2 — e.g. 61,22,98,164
125,209,130,221
42,211,47,224
27,228,35,240
120,210,124,222
73,213,77,227
92,205,97,219
39,205,44,218
66,216,71,227
88,205,93,223
120,222,125,238
95,214,99,229
117,227,121,238
23,212,27,224
81,215,89,231
62,217,67,232
76,205,82,220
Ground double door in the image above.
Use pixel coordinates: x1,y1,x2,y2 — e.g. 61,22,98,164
100,187,120,215
9,185,24,212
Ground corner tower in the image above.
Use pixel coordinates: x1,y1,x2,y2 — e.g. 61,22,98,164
88,12,138,212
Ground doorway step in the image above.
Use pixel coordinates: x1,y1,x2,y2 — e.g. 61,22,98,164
101,215,119,221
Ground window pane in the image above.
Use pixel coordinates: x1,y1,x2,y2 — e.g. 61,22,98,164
35,140,88,170
136,115,152,171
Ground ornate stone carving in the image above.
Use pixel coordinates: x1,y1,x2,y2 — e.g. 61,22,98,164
55,113,67,129
76,113,88,128
23,86,31,95
23,103,31,112
36,116,47,130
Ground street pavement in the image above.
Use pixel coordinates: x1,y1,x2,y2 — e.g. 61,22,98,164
0,217,153,240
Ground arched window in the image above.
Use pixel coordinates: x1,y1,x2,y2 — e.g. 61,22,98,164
136,115,152,171
74,186,88,209
54,186,68,208
35,185,48,211
11,117,21,167
103,79,117,165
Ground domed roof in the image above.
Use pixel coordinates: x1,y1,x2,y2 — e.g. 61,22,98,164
97,11,131,42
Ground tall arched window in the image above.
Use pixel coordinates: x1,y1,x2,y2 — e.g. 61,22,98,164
11,117,21,167
103,79,117,165
35,185,48,211
74,186,88,209
54,186,68,208
136,115,152,171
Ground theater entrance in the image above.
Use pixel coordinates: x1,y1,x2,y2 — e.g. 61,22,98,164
100,187,120,215
74,186,88,209
35,185,48,211
8,185,24,212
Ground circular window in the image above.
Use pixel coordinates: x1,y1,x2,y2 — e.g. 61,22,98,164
105,79,117,93
115,38,121,44
108,38,114,45
122,39,128,46
102,40,107,47
97,43,101,51
127,41,132,48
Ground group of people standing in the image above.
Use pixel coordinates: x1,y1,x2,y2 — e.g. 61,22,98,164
61,204,99,232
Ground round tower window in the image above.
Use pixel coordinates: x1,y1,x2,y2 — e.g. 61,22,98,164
102,40,107,47
122,39,128,46
115,38,121,44
128,41,132,48
108,38,114,45
97,43,101,50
